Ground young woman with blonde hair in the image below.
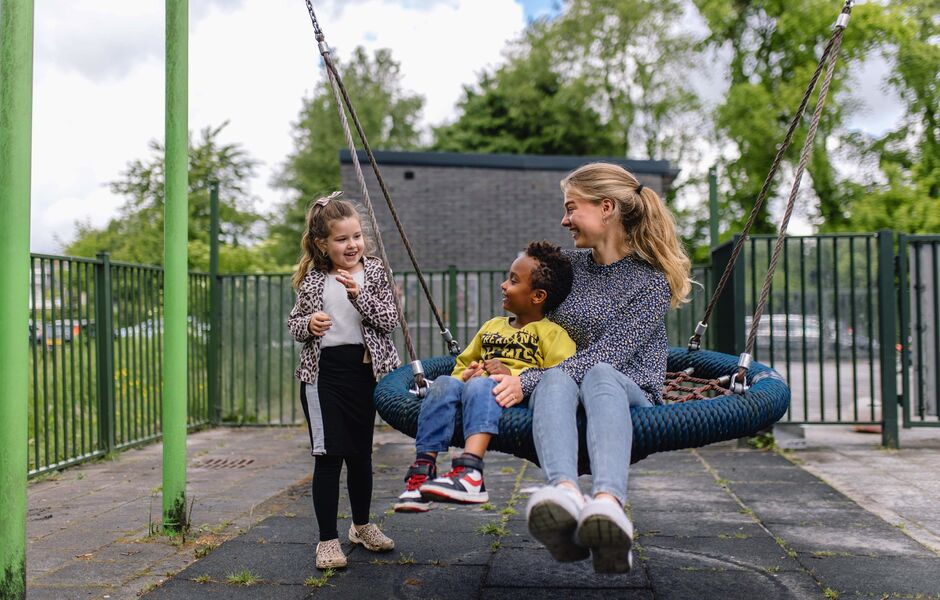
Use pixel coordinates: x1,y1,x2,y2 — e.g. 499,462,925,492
490,162,691,574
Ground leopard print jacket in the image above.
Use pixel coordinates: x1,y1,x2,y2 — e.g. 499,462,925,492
288,255,402,384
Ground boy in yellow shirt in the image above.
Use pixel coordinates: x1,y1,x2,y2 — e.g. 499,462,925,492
395,242,576,512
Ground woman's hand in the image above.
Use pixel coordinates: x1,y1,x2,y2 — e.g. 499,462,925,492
491,374,523,408
483,359,511,376
335,269,359,299
307,311,332,336
460,361,486,381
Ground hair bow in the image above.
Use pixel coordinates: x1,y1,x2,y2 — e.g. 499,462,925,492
315,190,344,207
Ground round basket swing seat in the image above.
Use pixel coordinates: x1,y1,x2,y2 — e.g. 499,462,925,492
374,347,791,472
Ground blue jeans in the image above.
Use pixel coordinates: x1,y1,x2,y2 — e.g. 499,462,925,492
531,364,652,504
415,376,502,453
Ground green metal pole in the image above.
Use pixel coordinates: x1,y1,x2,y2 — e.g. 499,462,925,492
207,180,222,425
708,165,719,249
163,0,189,533
94,253,116,454
877,230,899,449
0,1,34,597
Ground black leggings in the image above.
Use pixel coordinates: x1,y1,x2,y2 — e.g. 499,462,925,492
312,454,373,541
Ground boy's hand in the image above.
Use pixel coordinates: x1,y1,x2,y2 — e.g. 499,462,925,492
336,269,359,299
460,361,486,381
308,312,332,336
482,359,510,376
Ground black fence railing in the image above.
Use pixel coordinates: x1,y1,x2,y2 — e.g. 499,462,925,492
26,232,939,474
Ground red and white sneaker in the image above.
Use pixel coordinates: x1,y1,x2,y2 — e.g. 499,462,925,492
394,460,436,513
419,454,488,504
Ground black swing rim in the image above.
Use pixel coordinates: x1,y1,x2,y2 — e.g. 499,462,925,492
374,348,790,471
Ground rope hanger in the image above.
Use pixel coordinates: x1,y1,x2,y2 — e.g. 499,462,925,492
688,0,855,391
303,0,461,396
302,0,855,397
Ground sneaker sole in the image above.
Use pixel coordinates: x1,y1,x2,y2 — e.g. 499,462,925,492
348,533,394,552
394,500,432,513
527,500,590,562
577,514,633,573
419,487,489,504
316,558,347,570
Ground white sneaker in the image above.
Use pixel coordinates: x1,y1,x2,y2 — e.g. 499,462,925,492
525,485,590,562
576,497,634,574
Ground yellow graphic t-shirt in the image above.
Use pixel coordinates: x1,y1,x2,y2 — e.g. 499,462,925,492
451,317,576,378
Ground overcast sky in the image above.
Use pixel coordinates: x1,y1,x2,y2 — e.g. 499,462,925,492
29,0,902,253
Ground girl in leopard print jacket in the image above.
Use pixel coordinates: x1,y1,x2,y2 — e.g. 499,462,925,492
287,192,400,570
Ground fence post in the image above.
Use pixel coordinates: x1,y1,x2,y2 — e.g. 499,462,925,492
94,252,116,454
447,265,458,348
208,180,222,425
877,230,899,449
711,235,746,356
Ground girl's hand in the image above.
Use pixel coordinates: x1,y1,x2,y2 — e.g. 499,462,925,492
308,312,332,336
460,361,485,381
491,374,523,408
335,269,359,299
483,359,511,376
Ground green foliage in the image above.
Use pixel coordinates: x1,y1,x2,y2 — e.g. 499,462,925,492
434,0,704,169
64,122,271,272
825,0,939,233
433,28,618,156
269,47,424,266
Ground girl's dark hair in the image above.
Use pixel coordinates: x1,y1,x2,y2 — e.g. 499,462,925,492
292,192,370,289
524,241,573,313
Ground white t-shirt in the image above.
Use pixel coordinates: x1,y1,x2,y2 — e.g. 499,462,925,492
321,269,366,348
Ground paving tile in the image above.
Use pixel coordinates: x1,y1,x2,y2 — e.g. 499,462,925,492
485,547,649,589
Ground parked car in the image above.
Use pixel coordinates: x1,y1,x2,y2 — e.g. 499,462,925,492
744,314,835,355
29,320,79,346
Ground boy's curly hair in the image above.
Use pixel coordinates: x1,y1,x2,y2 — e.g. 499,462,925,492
524,241,573,313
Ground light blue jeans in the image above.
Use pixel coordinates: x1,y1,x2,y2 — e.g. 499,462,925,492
531,364,652,504
415,376,502,453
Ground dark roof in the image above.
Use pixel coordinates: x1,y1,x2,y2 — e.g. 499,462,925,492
340,149,680,177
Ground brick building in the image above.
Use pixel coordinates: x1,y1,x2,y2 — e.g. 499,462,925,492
340,150,679,271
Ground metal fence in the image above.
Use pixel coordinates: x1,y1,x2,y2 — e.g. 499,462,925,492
25,232,940,474
900,235,940,427
27,254,211,477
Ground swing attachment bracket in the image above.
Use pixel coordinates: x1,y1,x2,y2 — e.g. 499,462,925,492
440,329,461,356
687,322,708,352
729,353,752,394
410,360,430,398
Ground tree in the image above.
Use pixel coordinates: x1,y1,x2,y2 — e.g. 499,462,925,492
834,0,939,233
269,47,424,266
433,24,619,156
64,122,274,272
694,0,887,234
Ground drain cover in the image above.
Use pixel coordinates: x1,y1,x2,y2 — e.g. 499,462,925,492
191,457,255,470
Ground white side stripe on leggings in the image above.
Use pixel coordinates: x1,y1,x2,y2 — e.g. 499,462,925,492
303,382,326,455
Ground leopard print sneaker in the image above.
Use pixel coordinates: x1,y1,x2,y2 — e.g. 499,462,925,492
315,538,347,569
348,523,395,552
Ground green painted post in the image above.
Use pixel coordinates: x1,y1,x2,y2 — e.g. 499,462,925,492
94,253,116,453
163,0,189,533
708,165,719,249
447,265,458,347
0,1,34,597
208,180,222,425
711,236,746,356
877,230,899,449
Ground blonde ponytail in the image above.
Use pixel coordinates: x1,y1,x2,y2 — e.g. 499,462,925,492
561,163,692,308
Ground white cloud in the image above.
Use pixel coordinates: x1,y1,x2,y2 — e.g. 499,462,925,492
30,0,525,253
